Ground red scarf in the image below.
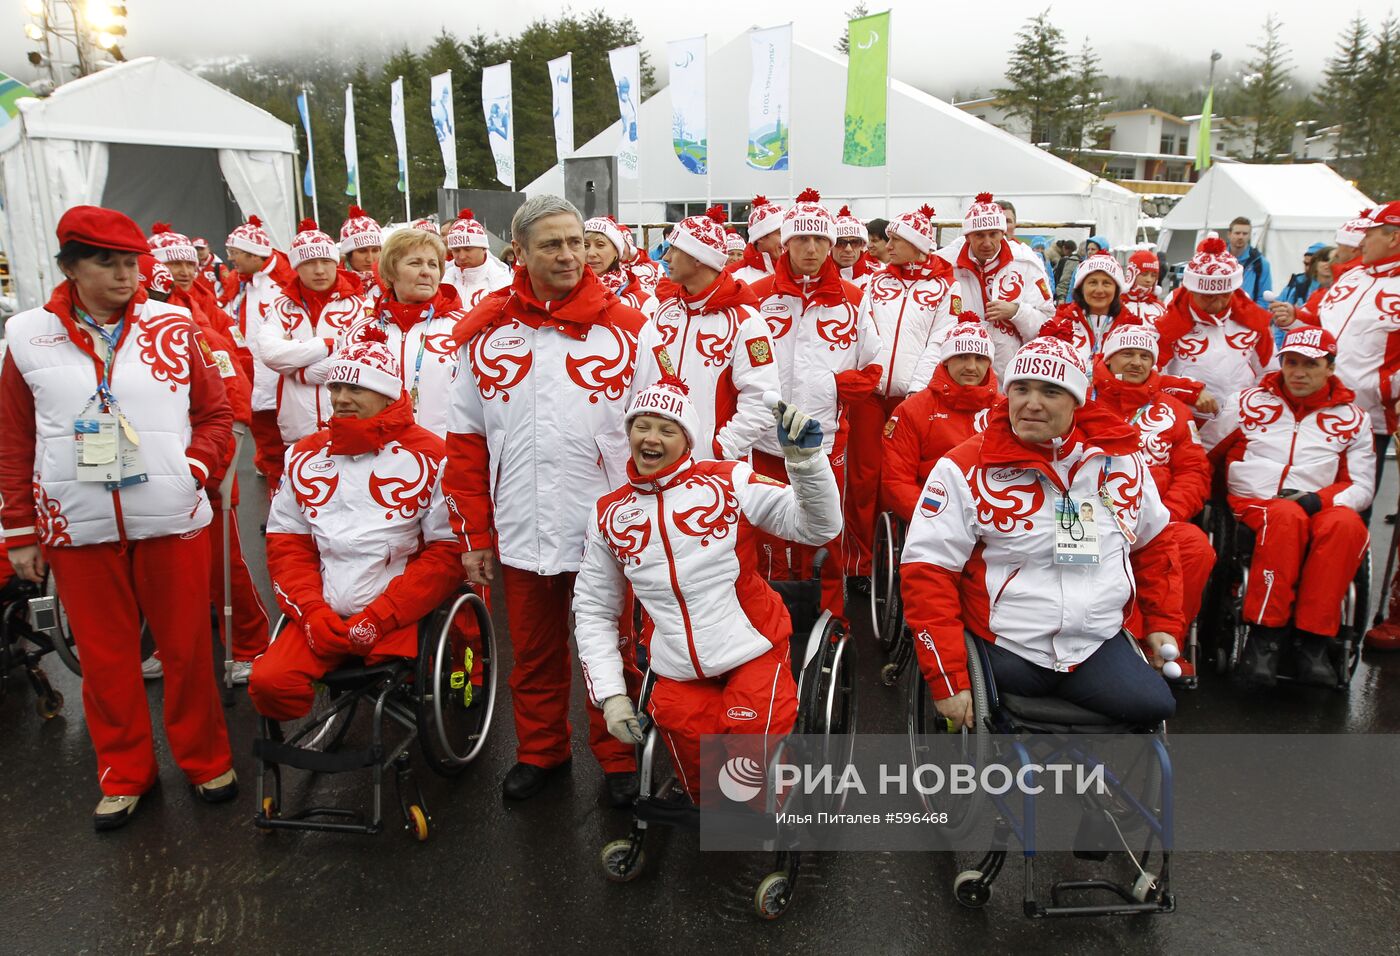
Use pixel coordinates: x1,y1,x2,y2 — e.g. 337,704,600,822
978,398,1141,480
844,253,878,280
657,270,759,312
327,393,416,456
46,281,148,361
726,243,772,277
1121,285,1161,307
1091,359,1167,417
1157,288,1273,366
769,252,851,307
955,239,1014,281
290,269,365,321
378,284,464,334
1258,370,1356,419
625,452,694,492
453,260,621,344
885,255,954,284
927,361,999,412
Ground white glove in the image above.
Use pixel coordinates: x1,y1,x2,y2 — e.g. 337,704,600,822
602,694,644,745
773,402,824,462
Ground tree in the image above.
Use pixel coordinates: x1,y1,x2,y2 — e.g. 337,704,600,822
1238,14,1294,162
993,10,1073,148
1355,17,1400,198
1060,38,1109,164
1316,14,1369,177
835,2,870,55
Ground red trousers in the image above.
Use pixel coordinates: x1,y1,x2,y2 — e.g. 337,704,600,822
752,450,847,616
503,565,636,773
646,642,798,802
206,490,269,661
250,409,287,490
842,394,900,578
46,529,233,795
1232,498,1369,636
248,617,419,721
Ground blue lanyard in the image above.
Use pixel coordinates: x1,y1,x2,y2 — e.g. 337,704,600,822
75,307,126,410
378,303,436,404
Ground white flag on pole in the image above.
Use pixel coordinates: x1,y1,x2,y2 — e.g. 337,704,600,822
548,53,574,164
344,83,360,201
481,62,515,191
430,70,458,190
390,76,408,194
607,45,641,180
666,36,707,175
746,25,792,172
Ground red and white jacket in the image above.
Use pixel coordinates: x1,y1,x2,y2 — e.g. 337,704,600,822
343,284,466,438
748,256,882,457
265,396,461,625
936,239,1056,380
631,273,780,460
880,364,998,522
1122,287,1167,324
900,403,1182,697
1093,363,1211,522
860,257,959,399
257,272,371,443
600,267,658,318
839,253,879,292
572,452,842,702
1156,290,1274,449
1215,372,1375,513
444,267,648,575
1294,253,1400,434
230,251,297,413
444,255,513,310
727,245,774,288
0,284,233,549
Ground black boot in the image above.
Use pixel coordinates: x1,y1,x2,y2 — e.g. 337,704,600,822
1237,625,1285,687
1294,633,1339,687
502,759,571,801
603,771,640,808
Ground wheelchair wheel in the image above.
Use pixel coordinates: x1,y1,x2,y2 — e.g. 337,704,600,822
871,512,903,651
794,612,857,739
1339,548,1371,685
601,838,645,882
416,590,498,776
754,871,792,920
906,633,989,840
44,571,156,678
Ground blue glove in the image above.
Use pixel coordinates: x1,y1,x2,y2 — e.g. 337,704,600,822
773,401,823,461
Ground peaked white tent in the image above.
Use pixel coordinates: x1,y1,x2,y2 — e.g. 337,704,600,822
526,32,1138,247
1158,164,1374,292
0,57,296,310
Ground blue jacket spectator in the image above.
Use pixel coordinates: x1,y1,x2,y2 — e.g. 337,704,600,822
1228,216,1273,307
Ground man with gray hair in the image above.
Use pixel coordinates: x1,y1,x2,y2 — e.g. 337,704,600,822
444,195,648,804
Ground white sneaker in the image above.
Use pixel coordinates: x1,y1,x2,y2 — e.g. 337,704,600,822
141,657,163,680
230,661,252,685
94,793,141,831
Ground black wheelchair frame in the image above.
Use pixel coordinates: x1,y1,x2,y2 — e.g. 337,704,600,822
908,632,1175,918
252,588,498,841
0,578,65,719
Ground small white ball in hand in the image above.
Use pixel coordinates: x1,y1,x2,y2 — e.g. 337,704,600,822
1263,291,1277,303
1160,642,1180,662
762,390,782,411
1163,661,1182,680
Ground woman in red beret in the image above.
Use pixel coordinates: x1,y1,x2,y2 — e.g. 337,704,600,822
0,205,238,831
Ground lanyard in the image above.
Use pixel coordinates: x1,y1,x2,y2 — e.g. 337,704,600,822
75,306,126,410
1036,456,1112,540
378,303,435,407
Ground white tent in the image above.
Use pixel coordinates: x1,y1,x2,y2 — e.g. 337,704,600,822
0,57,297,310
1157,164,1374,293
526,32,1138,248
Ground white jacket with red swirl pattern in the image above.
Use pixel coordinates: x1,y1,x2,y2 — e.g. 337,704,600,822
935,239,1056,381
572,453,842,703
858,258,959,398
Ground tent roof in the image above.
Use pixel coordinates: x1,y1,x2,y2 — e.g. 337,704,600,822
1160,163,1373,233
525,32,1137,244
0,57,294,153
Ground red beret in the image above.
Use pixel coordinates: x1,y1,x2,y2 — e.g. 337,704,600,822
55,205,150,255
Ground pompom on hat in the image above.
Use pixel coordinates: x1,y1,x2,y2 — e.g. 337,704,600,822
887,204,939,255
326,327,404,400
339,205,383,254
445,208,490,250
1182,233,1243,295
226,214,273,257
747,195,785,241
780,187,837,245
289,218,339,267
834,205,867,242
625,371,701,449
1003,313,1090,405
666,205,730,272
962,192,1007,234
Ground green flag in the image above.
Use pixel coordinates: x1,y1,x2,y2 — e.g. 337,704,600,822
1195,86,1214,172
0,71,33,128
842,11,890,167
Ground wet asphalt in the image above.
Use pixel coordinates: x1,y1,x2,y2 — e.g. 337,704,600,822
2,449,1399,955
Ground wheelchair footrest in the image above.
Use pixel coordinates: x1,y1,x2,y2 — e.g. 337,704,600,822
253,736,382,774
634,796,701,831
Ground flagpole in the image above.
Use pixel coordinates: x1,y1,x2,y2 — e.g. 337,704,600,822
884,9,893,219
787,21,796,203
1200,50,1221,241
304,89,319,224
704,35,712,210
348,83,362,208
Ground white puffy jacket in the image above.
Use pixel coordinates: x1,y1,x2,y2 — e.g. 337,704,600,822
860,262,959,398
444,255,513,310
257,287,370,442
936,241,1055,380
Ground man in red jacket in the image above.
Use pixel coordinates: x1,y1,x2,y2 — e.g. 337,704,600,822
1093,316,1214,672
445,195,646,805
880,313,998,522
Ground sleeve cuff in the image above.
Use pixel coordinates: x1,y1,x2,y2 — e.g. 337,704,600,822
3,527,38,548
187,457,209,485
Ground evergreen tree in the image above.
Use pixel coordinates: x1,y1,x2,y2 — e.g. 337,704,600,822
993,10,1073,148
1356,17,1400,198
1060,38,1109,164
836,2,871,55
1316,14,1369,177
1238,14,1294,161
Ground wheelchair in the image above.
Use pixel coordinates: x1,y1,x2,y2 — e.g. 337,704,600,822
1207,507,1369,689
599,553,858,920
33,571,157,679
907,632,1175,918
252,587,498,841
869,511,916,686
0,577,65,719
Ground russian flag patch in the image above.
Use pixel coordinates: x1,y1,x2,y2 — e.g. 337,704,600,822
919,480,948,518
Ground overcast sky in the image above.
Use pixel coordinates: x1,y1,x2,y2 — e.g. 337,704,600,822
2,0,1391,95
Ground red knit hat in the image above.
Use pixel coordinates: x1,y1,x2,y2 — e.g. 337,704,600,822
1183,233,1243,295
137,254,173,296
941,312,993,361
747,195,785,241
339,205,382,253
147,222,198,264
724,229,745,254
1004,313,1089,405
56,205,149,255
834,205,866,243
445,208,489,250
887,204,938,255
626,372,701,449
328,328,403,399
226,214,273,257
963,192,1007,234
289,218,338,267
666,205,729,271
1102,312,1160,360
780,188,836,245
1125,250,1160,288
